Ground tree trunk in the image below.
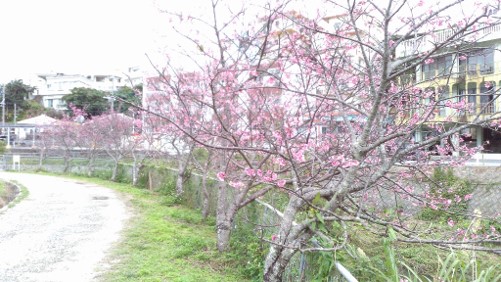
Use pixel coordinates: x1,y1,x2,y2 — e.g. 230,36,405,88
176,157,188,196
148,170,153,191
111,161,118,182
263,199,302,281
216,181,232,252
38,147,45,170
63,151,70,173
131,152,143,186
201,170,210,219
216,219,232,252
87,155,94,177
132,159,138,186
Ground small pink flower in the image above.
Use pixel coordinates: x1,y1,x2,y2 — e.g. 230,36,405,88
276,179,286,188
447,218,455,227
459,55,467,61
274,157,286,167
424,58,434,65
331,160,341,166
229,181,245,189
216,172,226,181
244,168,256,177
444,199,452,208
464,194,473,201
342,160,359,168
271,234,278,241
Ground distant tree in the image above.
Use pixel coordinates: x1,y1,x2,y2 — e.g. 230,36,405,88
2,80,37,121
22,100,45,120
63,87,108,117
89,113,142,181
113,85,142,113
42,120,80,172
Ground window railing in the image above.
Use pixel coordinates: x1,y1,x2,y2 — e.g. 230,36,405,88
478,103,495,114
399,22,501,57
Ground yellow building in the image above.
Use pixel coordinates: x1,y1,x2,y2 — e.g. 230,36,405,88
397,23,501,153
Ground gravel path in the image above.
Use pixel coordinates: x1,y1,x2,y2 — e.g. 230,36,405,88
0,173,130,282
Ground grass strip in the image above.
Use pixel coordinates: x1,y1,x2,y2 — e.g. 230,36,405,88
53,175,249,282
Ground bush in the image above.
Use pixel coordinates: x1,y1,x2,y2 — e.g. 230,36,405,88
418,167,474,222
0,141,6,155
226,203,267,280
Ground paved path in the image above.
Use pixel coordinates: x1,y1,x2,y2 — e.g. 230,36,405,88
0,173,130,282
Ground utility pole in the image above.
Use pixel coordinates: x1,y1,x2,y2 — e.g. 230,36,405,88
1,85,4,123
1,84,5,134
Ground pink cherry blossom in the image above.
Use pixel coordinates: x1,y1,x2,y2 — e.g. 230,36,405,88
424,58,434,64
229,181,245,189
447,218,455,227
216,172,226,181
245,168,256,177
342,160,359,168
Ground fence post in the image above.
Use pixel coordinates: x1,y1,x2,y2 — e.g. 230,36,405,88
335,262,358,282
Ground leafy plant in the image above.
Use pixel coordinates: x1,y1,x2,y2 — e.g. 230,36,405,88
418,167,474,222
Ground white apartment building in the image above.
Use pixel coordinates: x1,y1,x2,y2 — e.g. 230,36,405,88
28,73,124,110
122,66,144,87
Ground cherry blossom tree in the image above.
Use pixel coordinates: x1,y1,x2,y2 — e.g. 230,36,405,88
38,105,89,172
191,147,215,219
40,116,82,173
89,113,142,181
143,0,501,280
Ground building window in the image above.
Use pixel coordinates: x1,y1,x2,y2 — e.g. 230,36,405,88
424,87,435,106
422,55,453,80
438,85,449,117
422,63,434,80
452,83,466,103
480,81,495,113
458,49,494,76
436,56,453,76
467,82,477,106
47,99,53,108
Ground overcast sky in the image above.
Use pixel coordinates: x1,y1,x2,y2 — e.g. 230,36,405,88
0,0,488,83
0,0,167,83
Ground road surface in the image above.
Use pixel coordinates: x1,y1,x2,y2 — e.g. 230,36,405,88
0,173,130,282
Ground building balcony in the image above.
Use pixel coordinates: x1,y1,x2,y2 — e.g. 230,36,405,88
396,22,501,58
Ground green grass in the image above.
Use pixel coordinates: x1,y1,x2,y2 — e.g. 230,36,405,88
43,174,249,282
0,180,28,210
7,181,29,208
339,223,501,281
20,156,114,167
0,181,6,198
